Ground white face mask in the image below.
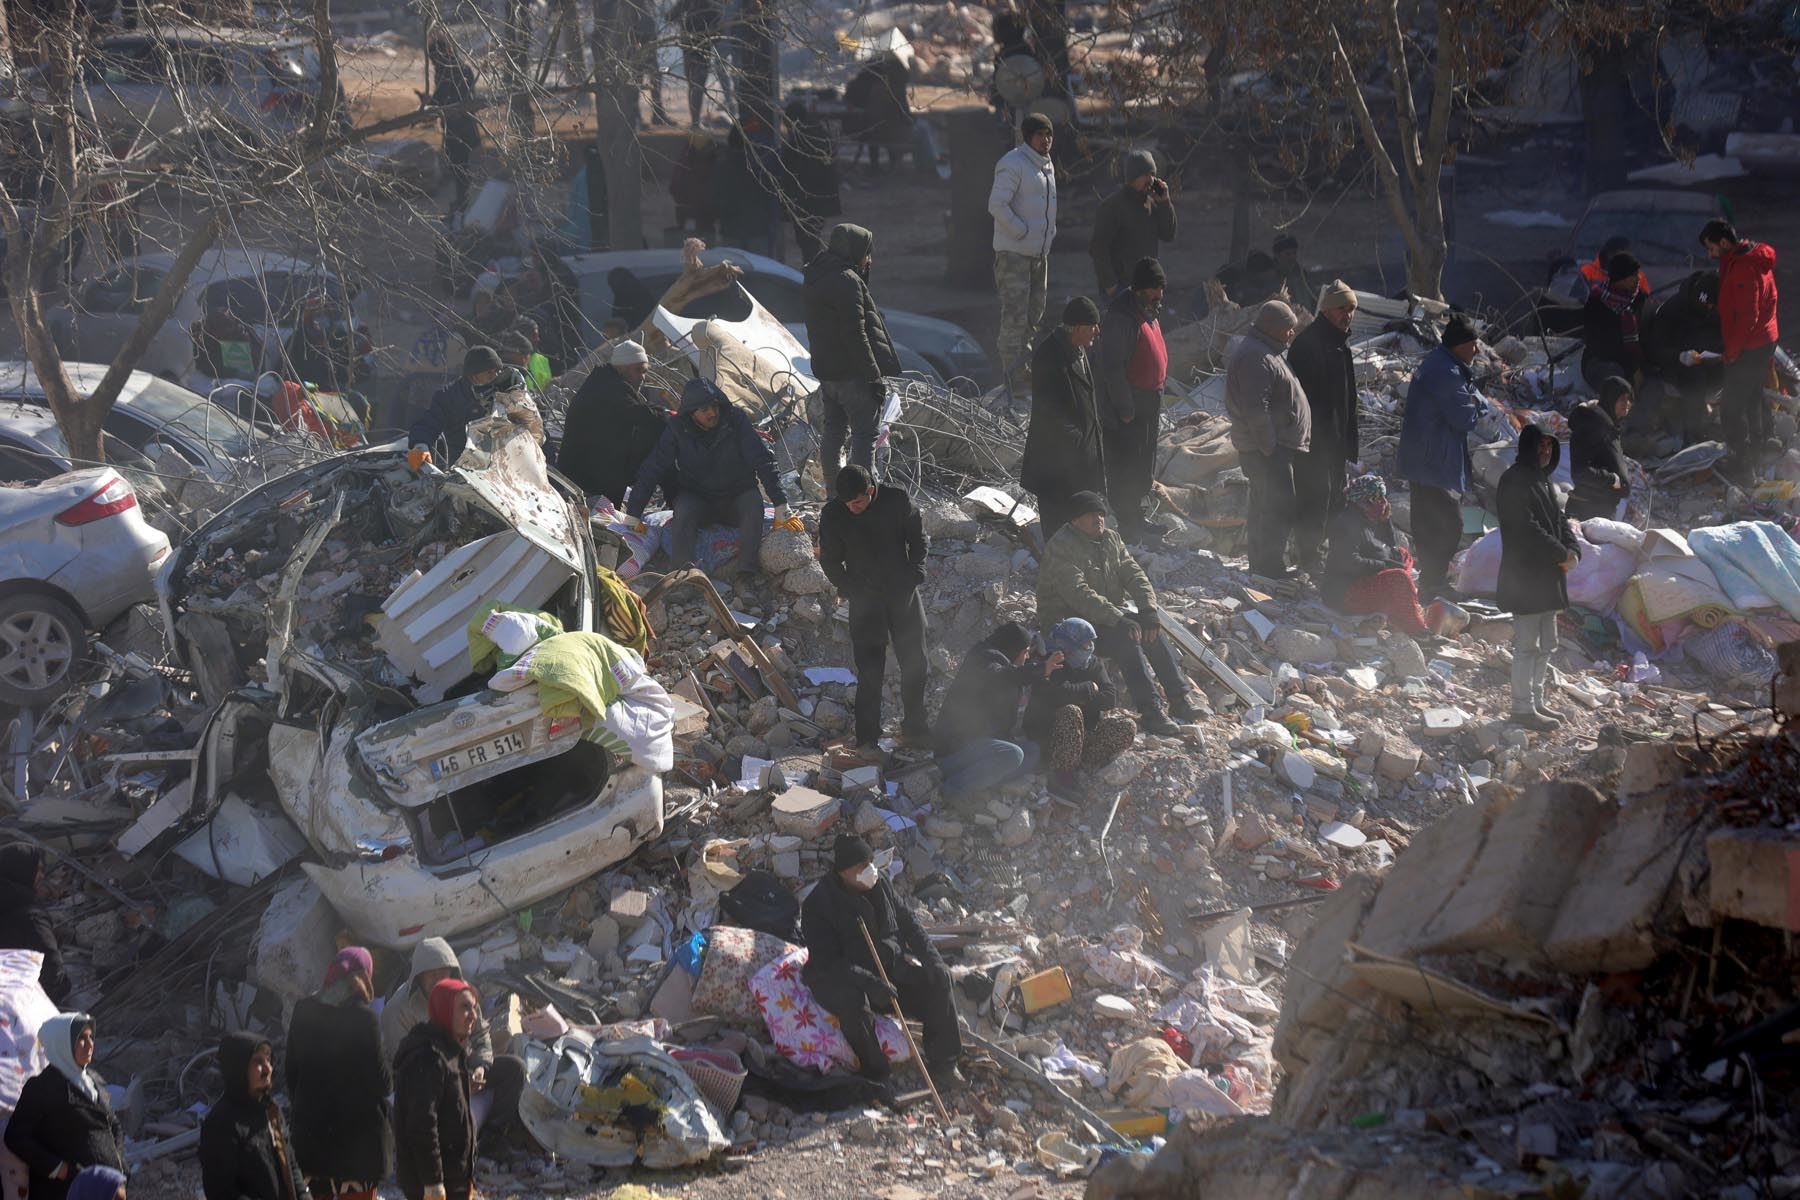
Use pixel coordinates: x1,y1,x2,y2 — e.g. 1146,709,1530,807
852,863,879,890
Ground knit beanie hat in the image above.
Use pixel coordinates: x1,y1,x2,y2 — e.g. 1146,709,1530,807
428,978,474,1036
1344,474,1388,506
1062,296,1102,326
1130,258,1166,290
1441,317,1478,349
832,834,874,871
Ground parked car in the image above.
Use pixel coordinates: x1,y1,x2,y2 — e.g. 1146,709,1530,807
47,249,363,383
60,28,341,153
0,467,171,707
559,247,993,386
0,361,259,482
0,400,176,514
153,426,664,947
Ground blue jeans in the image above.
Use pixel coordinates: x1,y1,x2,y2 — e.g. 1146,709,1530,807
938,737,1038,805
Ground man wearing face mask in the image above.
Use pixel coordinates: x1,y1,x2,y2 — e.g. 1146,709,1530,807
804,223,902,474
1098,257,1169,544
801,835,961,1087
408,346,529,465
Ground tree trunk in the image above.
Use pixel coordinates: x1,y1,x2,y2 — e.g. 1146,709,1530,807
1580,52,1628,198
592,0,643,250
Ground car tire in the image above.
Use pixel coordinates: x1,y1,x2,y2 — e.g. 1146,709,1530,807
0,591,87,709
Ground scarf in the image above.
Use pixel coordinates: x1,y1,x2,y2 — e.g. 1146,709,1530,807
41,1013,100,1104
1595,284,1640,346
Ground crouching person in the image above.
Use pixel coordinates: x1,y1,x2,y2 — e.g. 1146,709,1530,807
1322,474,1432,636
1022,618,1136,799
932,621,1045,805
802,836,962,1086
395,981,481,1200
201,1033,308,1200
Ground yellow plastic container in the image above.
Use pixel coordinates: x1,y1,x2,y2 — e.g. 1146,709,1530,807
1017,966,1073,1013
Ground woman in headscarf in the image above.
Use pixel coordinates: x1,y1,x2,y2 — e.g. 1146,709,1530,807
1021,617,1138,800
285,948,391,1200
0,842,70,1002
200,1032,307,1200
4,1013,126,1200
1321,474,1432,637
66,1165,125,1200
393,979,479,1200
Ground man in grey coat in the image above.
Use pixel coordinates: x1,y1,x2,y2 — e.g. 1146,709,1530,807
1225,300,1311,579
1089,149,1177,297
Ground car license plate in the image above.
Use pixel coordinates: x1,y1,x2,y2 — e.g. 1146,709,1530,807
431,730,527,779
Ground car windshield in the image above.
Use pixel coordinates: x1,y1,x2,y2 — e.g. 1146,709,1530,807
124,376,255,458
1575,210,1711,266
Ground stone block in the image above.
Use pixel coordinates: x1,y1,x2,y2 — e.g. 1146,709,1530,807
1617,740,1698,801
1271,872,1382,1074
1543,792,1687,973
1272,627,1334,664
1707,827,1800,932
1376,745,1421,782
1357,797,1501,958
250,876,341,1023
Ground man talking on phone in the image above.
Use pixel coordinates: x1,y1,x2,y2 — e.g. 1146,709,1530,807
1089,149,1178,298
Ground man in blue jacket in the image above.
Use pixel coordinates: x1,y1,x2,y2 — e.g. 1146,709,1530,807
1396,318,1485,601
626,377,790,578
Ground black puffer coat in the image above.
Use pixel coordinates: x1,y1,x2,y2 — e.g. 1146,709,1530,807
0,843,68,1003
1021,327,1106,500
802,224,901,383
200,1032,308,1200
1497,425,1580,616
392,1022,475,1200
1287,314,1359,461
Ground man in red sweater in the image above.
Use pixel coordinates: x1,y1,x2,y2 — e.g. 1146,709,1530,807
1098,256,1169,544
1701,219,1780,475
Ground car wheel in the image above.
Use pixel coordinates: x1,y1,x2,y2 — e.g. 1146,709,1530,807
0,591,86,709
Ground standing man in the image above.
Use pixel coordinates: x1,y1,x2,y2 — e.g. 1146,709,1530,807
1098,257,1168,544
626,378,790,579
1088,150,1177,298
1021,296,1105,537
1645,270,1723,447
1397,317,1485,601
804,223,901,474
1571,235,1649,302
1497,425,1579,731
1037,491,1198,736
426,28,480,216
1288,280,1360,571
1701,219,1781,476
988,113,1058,388
558,340,667,505
1224,300,1309,580
802,835,962,1086
1580,252,1648,392
819,465,931,750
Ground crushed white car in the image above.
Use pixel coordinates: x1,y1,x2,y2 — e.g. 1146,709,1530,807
139,417,664,947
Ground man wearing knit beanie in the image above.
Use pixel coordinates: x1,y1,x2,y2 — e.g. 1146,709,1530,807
1225,299,1311,579
989,113,1059,388
1397,314,1488,600
1022,295,1108,535
1288,280,1362,570
1089,147,1177,296
1097,257,1170,543
800,835,963,1086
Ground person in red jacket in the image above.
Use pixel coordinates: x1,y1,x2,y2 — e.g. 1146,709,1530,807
1701,219,1780,475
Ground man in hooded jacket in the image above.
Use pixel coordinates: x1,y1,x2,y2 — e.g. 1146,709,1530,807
1088,150,1176,296
201,1032,308,1200
1021,296,1105,536
1566,377,1633,521
803,223,901,474
626,377,791,577
801,835,961,1084
394,980,479,1200
1498,425,1580,732
0,842,69,1003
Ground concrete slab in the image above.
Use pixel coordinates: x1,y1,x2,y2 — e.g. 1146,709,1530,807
1543,790,1688,973
1707,827,1800,932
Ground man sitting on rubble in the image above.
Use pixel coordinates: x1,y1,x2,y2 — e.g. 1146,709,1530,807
802,835,962,1088
625,377,791,580
819,465,932,750
1022,617,1137,800
408,345,528,464
1037,491,1197,737
932,620,1045,803
379,937,527,1152
558,339,667,506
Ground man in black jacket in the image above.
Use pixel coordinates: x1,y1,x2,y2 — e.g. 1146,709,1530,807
1581,252,1649,392
1288,280,1361,570
804,223,901,474
801,835,961,1084
201,1032,308,1200
557,340,667,505
1497,425,1579,732
0,843,68,1003
1088,149,1177,297
1022,296,1105,537
1566,377,1633,521
408,346,525,464
626,377,790,578
394,981,479,1200
1645,271,1724,447
933,621,1050,803
819,465,931,748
